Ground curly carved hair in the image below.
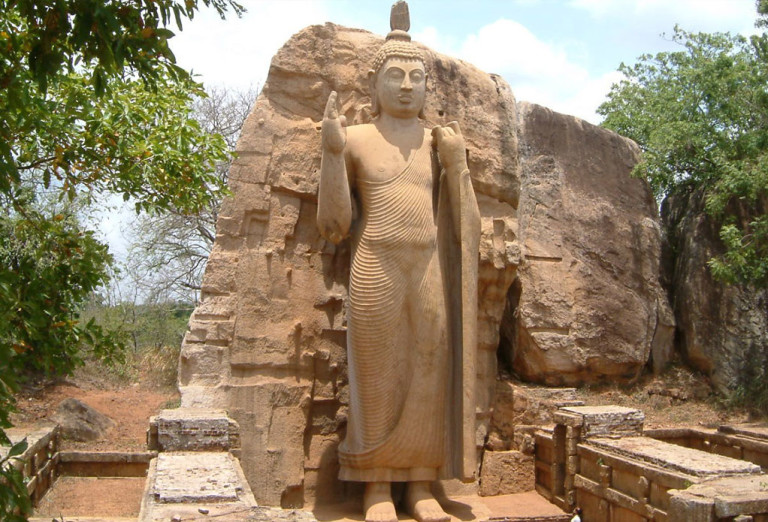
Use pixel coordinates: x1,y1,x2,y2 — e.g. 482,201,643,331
371,31,424,77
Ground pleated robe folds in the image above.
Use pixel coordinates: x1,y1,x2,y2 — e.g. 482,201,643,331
338,138,479,483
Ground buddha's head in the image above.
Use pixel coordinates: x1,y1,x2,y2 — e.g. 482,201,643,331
369,1,426,119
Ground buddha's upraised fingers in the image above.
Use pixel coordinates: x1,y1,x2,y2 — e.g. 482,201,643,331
324,91,339,120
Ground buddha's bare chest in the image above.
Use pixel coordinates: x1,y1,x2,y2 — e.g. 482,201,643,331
351,141,432,185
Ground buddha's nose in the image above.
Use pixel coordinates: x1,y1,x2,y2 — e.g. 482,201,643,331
401,76,413,90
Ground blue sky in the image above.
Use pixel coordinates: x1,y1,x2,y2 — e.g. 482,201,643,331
171,0,761,123
98,0,762,262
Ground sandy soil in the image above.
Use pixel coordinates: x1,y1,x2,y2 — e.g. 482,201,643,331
12,380,178,452
33,476,146,518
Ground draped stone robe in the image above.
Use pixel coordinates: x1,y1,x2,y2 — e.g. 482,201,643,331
337,132,478,483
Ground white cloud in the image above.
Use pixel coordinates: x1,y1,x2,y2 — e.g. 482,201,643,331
170,1,329,89
423,18,608,123
458,19,588,85
569,0,757,35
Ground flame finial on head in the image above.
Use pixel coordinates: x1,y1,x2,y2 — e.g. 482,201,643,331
390,1,410,33
371,1,422,76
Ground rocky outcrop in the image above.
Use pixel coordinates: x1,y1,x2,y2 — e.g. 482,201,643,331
502,102,674,385
479,450,534,496
662,189,768,394
178,23,670,507
178,23,520,508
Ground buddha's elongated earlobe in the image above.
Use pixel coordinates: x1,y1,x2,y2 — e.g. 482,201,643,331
368,69,379,117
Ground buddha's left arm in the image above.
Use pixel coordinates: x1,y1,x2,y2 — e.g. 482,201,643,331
433,122,480,241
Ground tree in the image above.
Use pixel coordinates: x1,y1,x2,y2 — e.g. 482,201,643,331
0,1,242,518
125,85,258,303
598,13,768,286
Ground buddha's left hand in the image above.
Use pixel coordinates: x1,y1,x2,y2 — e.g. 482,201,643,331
432,121,468,173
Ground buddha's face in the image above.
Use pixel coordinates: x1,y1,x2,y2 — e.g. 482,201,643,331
374,57,426,119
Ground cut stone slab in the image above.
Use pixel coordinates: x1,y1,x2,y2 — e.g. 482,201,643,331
140,451,259,522
588,437,762,477
153,452,243,502
554,405,644,438
669,474,768,520
151,408,238,452
719,424,768,442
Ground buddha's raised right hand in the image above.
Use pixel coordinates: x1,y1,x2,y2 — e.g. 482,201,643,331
322,91,347,154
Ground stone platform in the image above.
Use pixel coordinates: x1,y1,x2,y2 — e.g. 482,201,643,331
669,474,768,520
139,451,257,521
720,423,768,441
312,491,569,521
588,436,762,477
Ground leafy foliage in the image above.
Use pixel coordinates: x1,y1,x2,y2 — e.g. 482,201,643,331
126,85,257,302
81,298,192,387
2,16,235,215
598,24,768,286
0,1,242,517
0,438,30,522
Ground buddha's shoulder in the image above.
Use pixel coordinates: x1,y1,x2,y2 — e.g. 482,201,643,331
346,123,378,141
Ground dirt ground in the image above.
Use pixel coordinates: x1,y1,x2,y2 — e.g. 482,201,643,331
33,476,147,518
11,363,759,519
12,379,178,452
573,365,756,429
12,372,178,519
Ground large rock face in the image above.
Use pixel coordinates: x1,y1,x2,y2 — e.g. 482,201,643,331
502,103,674,385
662,189,768,394
178,23,669,507
179,23,520,508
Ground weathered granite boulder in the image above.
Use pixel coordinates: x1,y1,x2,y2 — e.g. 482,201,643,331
662,188,768,394
179,23,520,508
178,22,670,507
52,398,115,442
501,102,674,385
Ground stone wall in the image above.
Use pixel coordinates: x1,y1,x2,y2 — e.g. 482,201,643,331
536,406,766,520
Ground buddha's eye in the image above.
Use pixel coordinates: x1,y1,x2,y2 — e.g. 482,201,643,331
385,68,405,81
410,70,424,83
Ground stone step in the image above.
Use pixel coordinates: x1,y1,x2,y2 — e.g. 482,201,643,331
488,515,571,522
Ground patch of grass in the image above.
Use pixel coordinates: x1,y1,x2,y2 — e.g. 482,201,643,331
162,397,181,409
74,343,180,390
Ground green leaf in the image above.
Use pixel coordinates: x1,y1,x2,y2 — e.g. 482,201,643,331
7,439,27,458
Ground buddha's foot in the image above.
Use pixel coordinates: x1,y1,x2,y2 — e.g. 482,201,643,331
364,482,398,522
405,481,450,522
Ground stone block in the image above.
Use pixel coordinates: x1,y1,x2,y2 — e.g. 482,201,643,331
155,409,238,452
558,405,644,438
478,450,534,496
185,319,234,344
200,249,239,295
668,491,716,522
178,344,228,387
